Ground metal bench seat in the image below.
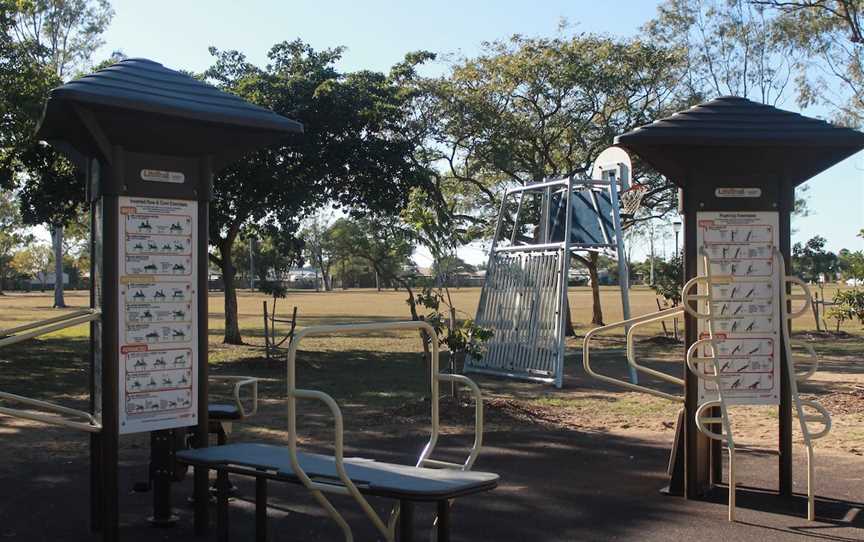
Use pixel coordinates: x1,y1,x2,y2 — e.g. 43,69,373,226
182,321,497,542
178,442,499,500
178,442,497,541
208,403,243,421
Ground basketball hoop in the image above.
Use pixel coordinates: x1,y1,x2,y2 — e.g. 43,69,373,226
619,183,647,217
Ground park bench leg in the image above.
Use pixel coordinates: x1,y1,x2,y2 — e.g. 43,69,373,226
256,476,267,542
436,500,450,542
217,469,230,542
399,500,414,542
194,466,209,536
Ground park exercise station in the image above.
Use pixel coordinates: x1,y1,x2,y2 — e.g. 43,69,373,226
0,59,862,541
0,58,498,542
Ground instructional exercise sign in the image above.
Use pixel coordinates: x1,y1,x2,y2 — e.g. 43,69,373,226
696,211,781,406
118,197,198,434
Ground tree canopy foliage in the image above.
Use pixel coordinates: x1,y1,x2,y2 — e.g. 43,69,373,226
203,40,435,342
757,0,864,126
425,33,684,217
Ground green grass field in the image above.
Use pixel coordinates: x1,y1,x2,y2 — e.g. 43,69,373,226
0,286,861,457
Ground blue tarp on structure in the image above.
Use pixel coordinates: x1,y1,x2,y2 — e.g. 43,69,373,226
549,188,615,247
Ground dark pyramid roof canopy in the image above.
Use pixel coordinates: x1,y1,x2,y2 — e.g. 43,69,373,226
614,96,864,187
36,58,303,170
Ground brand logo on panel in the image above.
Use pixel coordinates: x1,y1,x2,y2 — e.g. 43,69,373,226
715,187,761,198
141,169,185,184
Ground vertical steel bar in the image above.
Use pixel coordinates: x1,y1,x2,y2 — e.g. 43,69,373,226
101,150,121,542
607,169,638,385
778,183,794,497
256,476,267,542
399,500,414,542
683,186,711,499
217,469,230,542
88,167,103,533
436,500,450,542
555,178,574,387
195,156,213,532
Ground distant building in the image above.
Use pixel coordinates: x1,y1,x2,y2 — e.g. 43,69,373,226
29,271,69,287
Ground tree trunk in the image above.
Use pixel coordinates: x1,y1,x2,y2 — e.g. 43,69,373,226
341,261,347,290
52,226,66,308
315,252,332,291
322,269,332,291
219,237,243,345
649,231,655,285
375,270,381,291
402,280,433,391
587,252,603,326
564,296,576,336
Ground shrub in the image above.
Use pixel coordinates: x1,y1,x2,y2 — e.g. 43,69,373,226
829,288,864,329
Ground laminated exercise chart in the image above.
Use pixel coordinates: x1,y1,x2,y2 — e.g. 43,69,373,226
696,212,781,405
118,197,198,434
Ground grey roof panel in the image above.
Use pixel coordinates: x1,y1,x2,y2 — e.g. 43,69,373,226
47,58,301,133
616,96,864,147
614,96,864,187
36,58,302,169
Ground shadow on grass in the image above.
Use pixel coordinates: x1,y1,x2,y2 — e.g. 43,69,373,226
0,336,92,409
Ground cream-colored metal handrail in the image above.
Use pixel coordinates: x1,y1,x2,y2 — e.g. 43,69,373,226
685,249,737,522
0,310,102,433
424,373,484,471
210,375,259,418
0,391,101,433
582,310,685,403
0,309,94,337
774,248,832,521
0,311,100,348
624,306,686,387
285,320,485,542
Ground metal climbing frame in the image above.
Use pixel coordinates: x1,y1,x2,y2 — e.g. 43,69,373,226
0,310,103,433
285,320,485,542
467,163,636,388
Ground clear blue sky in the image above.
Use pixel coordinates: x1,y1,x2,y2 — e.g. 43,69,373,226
94,0,863,263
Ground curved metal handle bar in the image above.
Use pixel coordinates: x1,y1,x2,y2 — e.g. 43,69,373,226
685,247,741,522
686,338,722,383
774,248,831,522
0,391,101,433
0,311,102,434
285,320,440,542
798,399,832,440
784,274,813,320
696,397,737,522
694,400,732,444
0,309,96,337
681,276,710,319
291,389,390,541
210,376,259,418
390,373,486,541
681,247,738,322
583,319,683,404
774,248,832,438
792,344,820,382
432,373,484,471
624,306,686,386
0,310,100,348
